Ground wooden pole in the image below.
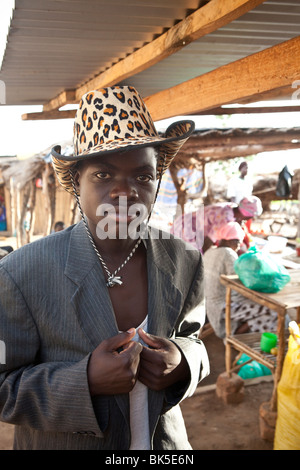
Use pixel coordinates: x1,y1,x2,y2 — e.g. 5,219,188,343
16,184,21,249
225,286,232,378
9,177,16,242
270,311,286,411
26,180,37,244
169,165,188,219
20,185,31,246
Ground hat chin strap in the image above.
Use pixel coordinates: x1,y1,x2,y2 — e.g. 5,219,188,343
68,155,166,287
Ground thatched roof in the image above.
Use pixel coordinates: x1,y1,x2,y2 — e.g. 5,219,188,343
174,127,300,169
0,155,46,190
0,141,71,190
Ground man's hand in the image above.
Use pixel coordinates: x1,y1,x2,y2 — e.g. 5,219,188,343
87,328,142,396
137,329,189,391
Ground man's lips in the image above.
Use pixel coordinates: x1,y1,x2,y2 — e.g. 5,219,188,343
103,206,141,223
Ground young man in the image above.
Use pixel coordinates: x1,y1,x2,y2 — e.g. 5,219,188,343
0,86,209,450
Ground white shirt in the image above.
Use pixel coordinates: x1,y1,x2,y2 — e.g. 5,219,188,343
227,176,253,204
128,316,150,450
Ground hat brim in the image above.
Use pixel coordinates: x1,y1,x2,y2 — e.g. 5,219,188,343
51,120,195,194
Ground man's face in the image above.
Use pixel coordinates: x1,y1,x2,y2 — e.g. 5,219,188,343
74,146,158,240
240,163,248,177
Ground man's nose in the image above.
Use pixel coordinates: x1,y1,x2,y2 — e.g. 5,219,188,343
110,179,138,200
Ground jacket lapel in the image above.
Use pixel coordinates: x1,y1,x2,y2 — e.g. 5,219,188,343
64,222,129,425
146,231,183,337
64,221,118,349
145,230,184,438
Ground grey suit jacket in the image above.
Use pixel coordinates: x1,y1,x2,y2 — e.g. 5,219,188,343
0,221,209,450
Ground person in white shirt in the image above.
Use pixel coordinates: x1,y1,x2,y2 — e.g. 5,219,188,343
227,161,253,204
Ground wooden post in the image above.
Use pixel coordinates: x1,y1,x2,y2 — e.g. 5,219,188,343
168,165,188,220
70,197,78,226
19,185,31,246
42,164,55,236
270,311,286,411
16,184,21,249
9,177,16,240
26,180,37,244
225,286,232,377
296,307,300,324
297,183,300,239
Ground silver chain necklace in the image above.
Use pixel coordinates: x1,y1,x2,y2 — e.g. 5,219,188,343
83,218,142,287
69,155,165,288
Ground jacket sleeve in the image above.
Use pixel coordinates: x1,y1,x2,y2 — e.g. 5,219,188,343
166,254,210,406
0,265,102,436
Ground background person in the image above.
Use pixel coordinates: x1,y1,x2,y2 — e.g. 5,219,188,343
171,195,262,253
54,221,65,232
0,204,7,231
203,221,277,339
0,248,8,259
227,161,253,204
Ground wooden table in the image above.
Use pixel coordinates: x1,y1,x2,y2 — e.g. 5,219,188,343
220,269,300,411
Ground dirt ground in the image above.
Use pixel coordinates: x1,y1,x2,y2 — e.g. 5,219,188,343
181,332,274,450
0,332,275,451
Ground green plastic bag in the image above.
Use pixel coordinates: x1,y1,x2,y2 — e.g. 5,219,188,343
234,246,291,293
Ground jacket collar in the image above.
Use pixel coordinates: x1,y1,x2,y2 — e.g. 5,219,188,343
64,221,178,290
64,220,102,286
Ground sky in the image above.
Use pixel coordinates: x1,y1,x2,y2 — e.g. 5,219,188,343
0,1,299,174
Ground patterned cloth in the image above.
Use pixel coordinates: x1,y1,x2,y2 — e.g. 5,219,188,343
226,301,278,335
156,168,203,206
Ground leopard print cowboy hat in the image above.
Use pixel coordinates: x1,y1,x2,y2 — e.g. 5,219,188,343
51,86,195,194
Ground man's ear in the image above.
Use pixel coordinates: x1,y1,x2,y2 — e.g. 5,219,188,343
72,169,80,189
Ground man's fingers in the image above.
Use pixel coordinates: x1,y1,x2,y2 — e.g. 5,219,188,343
98,328,136,353
138,328,164,349
120,339,143,356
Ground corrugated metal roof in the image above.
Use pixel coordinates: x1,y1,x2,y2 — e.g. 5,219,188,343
120,0,300,95
0,0,299,105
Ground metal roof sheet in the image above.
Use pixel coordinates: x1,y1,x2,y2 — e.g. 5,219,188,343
0,0,299,105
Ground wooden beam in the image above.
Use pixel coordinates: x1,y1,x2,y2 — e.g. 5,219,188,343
236,85,299,105
22,109,76,121
144,36,300,121
43,90,77,112
196,105,300,116
36,0,266,113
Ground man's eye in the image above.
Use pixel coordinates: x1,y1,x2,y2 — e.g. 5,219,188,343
137,175,152,182
96,172,111,179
